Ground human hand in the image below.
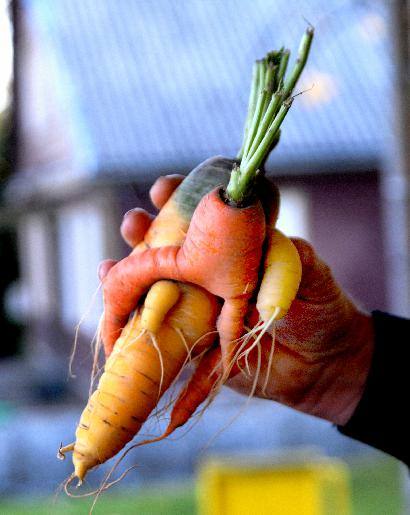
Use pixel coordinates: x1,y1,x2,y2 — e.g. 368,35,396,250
98,175,374,426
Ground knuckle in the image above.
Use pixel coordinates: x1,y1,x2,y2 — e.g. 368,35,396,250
290,238,316,265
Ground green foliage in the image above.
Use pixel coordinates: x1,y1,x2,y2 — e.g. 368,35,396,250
0,106,12,185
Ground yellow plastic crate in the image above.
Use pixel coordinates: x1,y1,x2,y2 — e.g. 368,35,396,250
197,453,350,515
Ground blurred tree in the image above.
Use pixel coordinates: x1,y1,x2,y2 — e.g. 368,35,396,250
0,228,21,358
0,2,22,357
0,105,12,186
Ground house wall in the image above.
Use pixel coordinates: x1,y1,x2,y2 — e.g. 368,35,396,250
276,171,386,312
3,187,121,401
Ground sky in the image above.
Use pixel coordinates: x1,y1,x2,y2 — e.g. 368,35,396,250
0,0,13,111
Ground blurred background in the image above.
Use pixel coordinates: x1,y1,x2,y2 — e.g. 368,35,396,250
0,0,409,513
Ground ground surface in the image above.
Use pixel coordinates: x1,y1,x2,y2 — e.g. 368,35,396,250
0,457,403,514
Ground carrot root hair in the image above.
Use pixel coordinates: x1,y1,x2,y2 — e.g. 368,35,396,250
237,308,280,374
57,442,75,460
148,332,165,400
68,283,103,380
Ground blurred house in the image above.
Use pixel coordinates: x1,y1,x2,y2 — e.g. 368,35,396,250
1,0,394,400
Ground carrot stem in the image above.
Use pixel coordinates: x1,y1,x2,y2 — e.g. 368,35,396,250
244,92,282,166
237,62,262,160
242,99,293,177
277,49,290,90
282,27,314,100
226,27,314,205
240,60,271,161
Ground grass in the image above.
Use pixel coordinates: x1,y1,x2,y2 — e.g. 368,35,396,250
0,457,403,514
349,456,403,515
0,485,196,515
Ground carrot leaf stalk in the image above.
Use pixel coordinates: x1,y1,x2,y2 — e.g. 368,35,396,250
227,27,314,205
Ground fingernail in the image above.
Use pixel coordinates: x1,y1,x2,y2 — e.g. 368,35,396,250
98,259,116,280
123,208,141,219
97,262,106,280
164,174,181,179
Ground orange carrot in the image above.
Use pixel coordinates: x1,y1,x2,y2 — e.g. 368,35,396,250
102,186,266,368
102,156,235,358
165,346,222,435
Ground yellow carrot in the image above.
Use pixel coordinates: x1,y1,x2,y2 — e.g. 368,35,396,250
257,228,302,323
61,283,218,483
140,280,180,333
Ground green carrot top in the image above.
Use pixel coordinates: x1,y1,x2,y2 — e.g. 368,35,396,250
226,26,314,205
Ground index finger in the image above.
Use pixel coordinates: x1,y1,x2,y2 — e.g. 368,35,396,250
149,174,185,210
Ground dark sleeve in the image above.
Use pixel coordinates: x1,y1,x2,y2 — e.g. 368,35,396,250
337,311,410,466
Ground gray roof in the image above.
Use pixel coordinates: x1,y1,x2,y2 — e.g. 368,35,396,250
24,0,392,177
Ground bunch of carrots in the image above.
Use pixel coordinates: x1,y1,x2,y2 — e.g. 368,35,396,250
59,27,314,494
